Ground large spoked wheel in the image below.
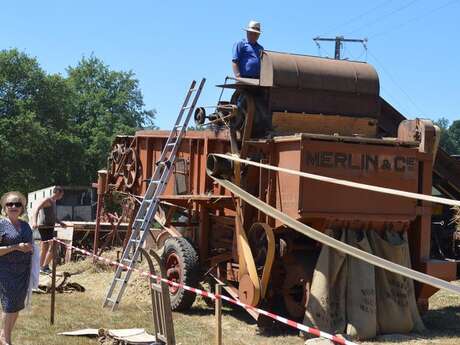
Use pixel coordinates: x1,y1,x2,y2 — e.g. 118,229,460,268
122,148,139,189
161,237,200,311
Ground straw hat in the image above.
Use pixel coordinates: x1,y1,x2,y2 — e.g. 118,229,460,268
244,20,261,34
1,191,27,215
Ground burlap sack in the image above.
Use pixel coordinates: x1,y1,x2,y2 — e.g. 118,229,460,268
368,230,421,334
304,229,347,335
401,232,426,333
346,230,377,339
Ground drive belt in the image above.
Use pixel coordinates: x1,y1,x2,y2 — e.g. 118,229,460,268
214,153,460,207
229,94,262,306
211,175,460,296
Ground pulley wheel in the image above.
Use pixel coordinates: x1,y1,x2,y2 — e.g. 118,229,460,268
194,107,206,125
238,273,257,306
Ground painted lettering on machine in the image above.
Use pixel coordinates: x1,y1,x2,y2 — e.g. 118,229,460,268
304,151,417,173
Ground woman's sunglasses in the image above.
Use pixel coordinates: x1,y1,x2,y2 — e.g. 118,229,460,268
5,202,22,208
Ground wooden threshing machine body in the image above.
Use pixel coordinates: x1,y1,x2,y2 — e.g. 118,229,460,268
106,50,457,319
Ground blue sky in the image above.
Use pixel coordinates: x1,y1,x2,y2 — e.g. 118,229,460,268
1,0,459,129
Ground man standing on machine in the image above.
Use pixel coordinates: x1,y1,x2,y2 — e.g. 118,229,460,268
232,20,264,79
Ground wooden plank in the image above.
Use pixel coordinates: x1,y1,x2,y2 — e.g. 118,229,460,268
199,204,210,264
272,112,377,137
209,215,235,226
215,283,223,345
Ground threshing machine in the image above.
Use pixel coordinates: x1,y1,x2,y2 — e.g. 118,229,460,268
105,51,460,322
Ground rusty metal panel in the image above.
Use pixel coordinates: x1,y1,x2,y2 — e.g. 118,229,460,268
299,137,421,220
269,87,380,118
273,140,301,221
258,51,381,118
260,51,379,95
132,131,231,197
272,136,430,222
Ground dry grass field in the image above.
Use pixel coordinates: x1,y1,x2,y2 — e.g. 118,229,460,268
12,253,460,345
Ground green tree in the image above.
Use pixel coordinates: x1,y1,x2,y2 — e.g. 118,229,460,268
447,120,460,153
0,49,81,196
0,50,156,197
66,55,157,182
435,117,460,155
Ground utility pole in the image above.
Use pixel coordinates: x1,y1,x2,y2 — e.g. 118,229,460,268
313,36,367,60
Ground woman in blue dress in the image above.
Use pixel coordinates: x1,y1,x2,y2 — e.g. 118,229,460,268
0,192,33,345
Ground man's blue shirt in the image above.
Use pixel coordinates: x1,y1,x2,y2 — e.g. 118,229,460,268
232,39,264,78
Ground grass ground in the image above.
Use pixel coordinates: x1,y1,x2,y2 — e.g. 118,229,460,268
12,253,460,345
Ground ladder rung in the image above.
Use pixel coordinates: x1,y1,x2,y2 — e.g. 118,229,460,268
166,142,176,146
122,258,133,263
144,178,162,185
115,278,126,283
106,298,118,304
130,239,141,243
156,160,172,167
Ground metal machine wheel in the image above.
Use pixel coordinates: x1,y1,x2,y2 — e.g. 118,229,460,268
109,143,125,176
122,148,139,189
281,252,317,319
161,237,200,311
248,223,270,267
230,91,255,132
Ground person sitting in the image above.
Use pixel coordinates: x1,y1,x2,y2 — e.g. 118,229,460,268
232,20,264,79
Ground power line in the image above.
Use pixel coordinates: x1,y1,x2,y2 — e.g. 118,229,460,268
313,36,367,60
347,0,421,35
369,0,460,39
343,43,368,61
380,83,415,118
320,0,396,36
367,49,423,115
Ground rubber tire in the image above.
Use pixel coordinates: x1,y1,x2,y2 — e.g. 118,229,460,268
161,237,200,311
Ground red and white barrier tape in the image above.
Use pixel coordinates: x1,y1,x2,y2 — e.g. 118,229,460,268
51,238,356,345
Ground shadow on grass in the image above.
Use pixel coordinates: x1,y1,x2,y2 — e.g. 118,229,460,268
183,302,460,340
422,305,460,336
182,304,257,324
183,302,302,337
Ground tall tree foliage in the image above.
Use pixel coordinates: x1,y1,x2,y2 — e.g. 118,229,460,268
0,49,156,196
435,118,460,155
67,55,156,179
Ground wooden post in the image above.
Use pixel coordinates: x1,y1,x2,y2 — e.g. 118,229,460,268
215,283,223,345
93,170,107,260
50,240,57,325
